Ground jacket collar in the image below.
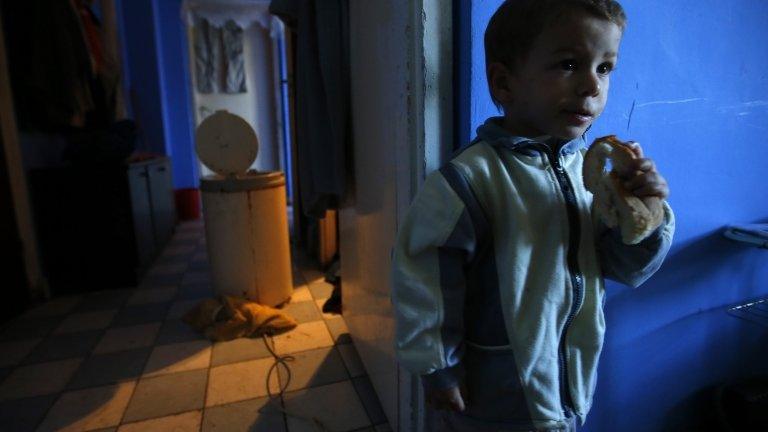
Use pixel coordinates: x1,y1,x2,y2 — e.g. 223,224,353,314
475,117,585,156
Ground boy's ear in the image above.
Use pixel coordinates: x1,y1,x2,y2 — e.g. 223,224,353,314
487,62,515,106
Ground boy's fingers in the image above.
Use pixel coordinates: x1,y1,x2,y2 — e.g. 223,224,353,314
427,387,465,412
624,178,669,198
425,395,435,408
625,170,668,189
426,393,444,409
460,384,469,405
632,183,669,199
451,399,466,412
622,173,642,190
448,388,466,412
624,172,657,190
626,158,654,173
616,159,654,181
428,397,448,411
638,159,655,172
626,141,643,159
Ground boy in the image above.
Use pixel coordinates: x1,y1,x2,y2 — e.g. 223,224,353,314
391,1,675,431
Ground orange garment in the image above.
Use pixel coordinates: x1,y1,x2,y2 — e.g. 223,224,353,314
183,295,297,341
73,0,104,74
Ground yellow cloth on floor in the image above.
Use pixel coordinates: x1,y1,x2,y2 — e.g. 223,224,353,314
183,295,297,342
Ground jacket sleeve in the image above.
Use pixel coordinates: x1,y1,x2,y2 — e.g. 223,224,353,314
598,201,675,288
391,168,478,391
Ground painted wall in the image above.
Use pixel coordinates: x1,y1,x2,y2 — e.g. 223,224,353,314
455,0,500,148
189,24,280,174
459,1,768,431
118,0,200,189
154,0,198,189
118,0,167,157
247,24,280,173
119,0,286,188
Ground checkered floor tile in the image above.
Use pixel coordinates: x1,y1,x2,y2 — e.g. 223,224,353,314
0,220,389,432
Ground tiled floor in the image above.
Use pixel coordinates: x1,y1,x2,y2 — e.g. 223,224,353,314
0,220,391,432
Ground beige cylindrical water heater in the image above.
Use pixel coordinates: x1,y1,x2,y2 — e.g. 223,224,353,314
195,110,292,307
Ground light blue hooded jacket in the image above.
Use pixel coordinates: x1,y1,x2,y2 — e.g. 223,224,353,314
391,118,675,430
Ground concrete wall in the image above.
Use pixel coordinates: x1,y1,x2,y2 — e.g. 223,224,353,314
457,1,768,431
343,1,412,427
343,0,453,430
190,24,280,174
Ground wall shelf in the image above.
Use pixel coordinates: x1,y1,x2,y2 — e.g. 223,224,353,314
724,224,768,327
724,224,768,249
728,299,768,328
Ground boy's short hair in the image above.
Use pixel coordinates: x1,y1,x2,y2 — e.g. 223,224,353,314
485,0,627,108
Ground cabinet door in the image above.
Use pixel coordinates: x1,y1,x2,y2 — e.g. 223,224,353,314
128,165,154,269
147,159,176,249
0,134,30,320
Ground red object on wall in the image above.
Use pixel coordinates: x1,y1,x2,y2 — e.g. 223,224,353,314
175,188,201,221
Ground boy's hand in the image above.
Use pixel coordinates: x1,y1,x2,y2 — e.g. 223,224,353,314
426,386,466,412
621,143,670,200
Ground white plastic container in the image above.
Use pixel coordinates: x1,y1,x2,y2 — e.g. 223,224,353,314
196,110,292,307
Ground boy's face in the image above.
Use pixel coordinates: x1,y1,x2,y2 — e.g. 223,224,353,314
493,12,622,140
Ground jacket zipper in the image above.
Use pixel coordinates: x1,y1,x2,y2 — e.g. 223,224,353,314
543,146,585,415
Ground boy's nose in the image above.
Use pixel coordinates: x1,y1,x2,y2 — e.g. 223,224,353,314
577,73,601,97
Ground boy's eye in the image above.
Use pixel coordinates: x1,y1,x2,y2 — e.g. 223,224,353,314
597,63,614,75
559,60,576,71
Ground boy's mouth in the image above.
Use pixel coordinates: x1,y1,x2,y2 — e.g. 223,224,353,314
562,109,594,124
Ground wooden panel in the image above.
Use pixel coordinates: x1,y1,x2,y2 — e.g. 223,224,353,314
128,165,154,270
286,30,304,244
318,209,338,267
0,7,47,299
147,158,176,250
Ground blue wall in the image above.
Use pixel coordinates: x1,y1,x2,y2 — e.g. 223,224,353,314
117,0,197,189
459,1,768,430
455,0,502,148
153,0,198,189
118,0,167,156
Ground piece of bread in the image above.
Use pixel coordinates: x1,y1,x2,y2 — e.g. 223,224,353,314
583,135,664,245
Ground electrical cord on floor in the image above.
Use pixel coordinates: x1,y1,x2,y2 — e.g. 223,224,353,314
259,333,332,432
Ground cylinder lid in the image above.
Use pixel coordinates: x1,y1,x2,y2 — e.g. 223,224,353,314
200,170,285,193
195,110,259,176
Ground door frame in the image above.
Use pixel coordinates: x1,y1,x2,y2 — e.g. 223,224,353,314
0,8,49,301
343,0,453,430
399,0,454,428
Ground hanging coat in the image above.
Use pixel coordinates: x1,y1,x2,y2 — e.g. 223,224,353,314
269,0,350,218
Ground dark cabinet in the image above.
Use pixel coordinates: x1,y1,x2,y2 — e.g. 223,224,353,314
127,159,175,271
127,164,155,270
29,157,176,294
147,162,175,251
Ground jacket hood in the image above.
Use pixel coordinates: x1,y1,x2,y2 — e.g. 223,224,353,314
475,116,586,156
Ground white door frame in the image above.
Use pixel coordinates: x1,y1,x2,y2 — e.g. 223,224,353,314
343,0,452,430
